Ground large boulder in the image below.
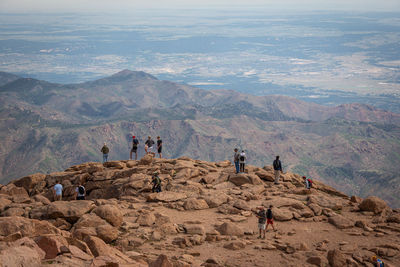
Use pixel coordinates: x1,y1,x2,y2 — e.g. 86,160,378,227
13,173,46,192
216,222,244,236
147,191,187,202
183,198,209,210
328,215,354,229
359,196,389,214
138,154,153,165
34,235,69,259
254,169,275,182
203,193,230,208
327,249,347,267
273,208,293,221
47,200,95,223
0,216,60,237
228,173,263,186
93,204,123,227
84,235,132,264
136,213,156,226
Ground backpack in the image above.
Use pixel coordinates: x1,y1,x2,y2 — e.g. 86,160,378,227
133,138,139,145
239,153,245,161
273,160,280,169
307,179,313,187
78,186,85,195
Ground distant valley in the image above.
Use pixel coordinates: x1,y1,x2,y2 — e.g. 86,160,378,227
0,70,399,207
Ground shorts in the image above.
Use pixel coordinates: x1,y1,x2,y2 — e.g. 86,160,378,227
258,223,266,230
148,146,153,153
267,219,274,225
158,147,162,153
131,146,137,153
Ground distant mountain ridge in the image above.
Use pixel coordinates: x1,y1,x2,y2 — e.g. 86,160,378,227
0,70,399,207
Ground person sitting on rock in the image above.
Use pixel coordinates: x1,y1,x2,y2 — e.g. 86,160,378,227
303,176,313,189
371,256,384,267
75,184,86,200
266,205,277,232
256,206,267,239
101,143,109,163
152,171,162,193
239,150,246,173
53,182,63,201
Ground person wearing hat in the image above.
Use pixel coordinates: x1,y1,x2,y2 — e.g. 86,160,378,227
130,135,139,160
303,176,313,189
371,256,384,267
151,171,162,193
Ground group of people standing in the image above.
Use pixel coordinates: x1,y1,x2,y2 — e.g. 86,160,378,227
233,149,283,185
100,135,163,163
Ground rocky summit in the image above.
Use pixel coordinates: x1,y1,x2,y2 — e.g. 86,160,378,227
0,155,399,267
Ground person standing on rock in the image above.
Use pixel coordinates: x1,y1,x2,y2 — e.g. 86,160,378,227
157,136,163,158
130,135,139,160
266,205,277,232
75,184,86,200
273,155,282,184
239,150,246,173
256,206,267,239
233,148,240,174
101,143,109,163
53,182,63,201
145,136,155,156
303,176,313,189
151,171,162,193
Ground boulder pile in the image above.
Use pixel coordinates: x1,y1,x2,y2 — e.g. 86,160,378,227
0,155,399,266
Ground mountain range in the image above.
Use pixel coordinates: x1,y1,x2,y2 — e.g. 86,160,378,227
0,69,399,207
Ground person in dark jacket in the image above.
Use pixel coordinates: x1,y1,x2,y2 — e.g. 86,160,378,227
130,135,139,160
101,143,109,163
273,156,282,184
233,148,240,174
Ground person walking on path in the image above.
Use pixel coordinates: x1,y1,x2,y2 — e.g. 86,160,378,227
239,150,246,173
266,205,277,232
53,182,63,201
130,135,139,160
157,136,163,158
75,184,86,200
256,206,267,239
101,143,109,163
145,136,155,156
233,148,240,174
273,155,282,184
151,171,162,193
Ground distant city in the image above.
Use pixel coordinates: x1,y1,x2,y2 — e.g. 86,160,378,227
0,10,399,112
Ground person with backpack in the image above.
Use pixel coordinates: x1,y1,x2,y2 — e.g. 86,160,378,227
157,136,163,158
303,176,313,189
266,205,277,232
75,184,86,200
151,171,162,193
233,148,240,174
145,136,155,156
239,150,247,173
256,206,267,239
273,155,282,184
53,182,63,201
101,143,109,163
371,256,385,267
130,135,139,160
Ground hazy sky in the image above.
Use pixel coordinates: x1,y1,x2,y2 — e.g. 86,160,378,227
1,0,400,13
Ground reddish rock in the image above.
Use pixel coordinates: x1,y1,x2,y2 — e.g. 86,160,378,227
47,200,95,223
93,204,123,227
96,224,119,243
327,249,347,267
228,173,263,186
139,154,154,165
0,216,59,237
150,254,173,267
0,245,42,267
184,198,209,210
13,173,46,192
216,222,244,236
359,196,389,214
328,215,354,229
34,235,69,259
223,241,246,250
